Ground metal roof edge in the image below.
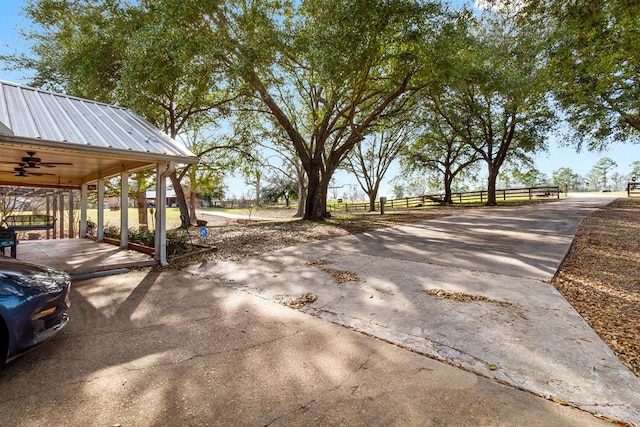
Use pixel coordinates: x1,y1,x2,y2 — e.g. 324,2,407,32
0,81,198,159
0,136,200,165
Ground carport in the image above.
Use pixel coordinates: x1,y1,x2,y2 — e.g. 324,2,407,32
0,81,199,266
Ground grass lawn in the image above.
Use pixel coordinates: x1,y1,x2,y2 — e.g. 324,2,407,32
85,207,183,230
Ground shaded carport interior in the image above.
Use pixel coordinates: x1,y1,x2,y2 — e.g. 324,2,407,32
0,80,199,271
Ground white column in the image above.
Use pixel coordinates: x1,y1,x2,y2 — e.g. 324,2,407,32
46,196,51,240
120,171,129,249
80,184,88,237
68,189,74,238
154,163,168,266
97,179,105,242
58,191,64,239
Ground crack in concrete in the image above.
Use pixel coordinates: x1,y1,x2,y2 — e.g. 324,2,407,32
263,399,316,427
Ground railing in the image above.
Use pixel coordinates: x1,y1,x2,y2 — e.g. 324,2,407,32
327,186,561,213
628,182,640,197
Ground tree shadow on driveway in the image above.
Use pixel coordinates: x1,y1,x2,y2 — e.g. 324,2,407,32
0,267,611,426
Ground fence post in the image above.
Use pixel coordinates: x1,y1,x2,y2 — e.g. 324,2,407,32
503,190,506,201
480,192,483,203
380,197,387,215
529,188,532,200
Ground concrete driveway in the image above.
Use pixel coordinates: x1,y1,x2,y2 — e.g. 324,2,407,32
0,269,609,426
187,196,640,425
1,196,637,426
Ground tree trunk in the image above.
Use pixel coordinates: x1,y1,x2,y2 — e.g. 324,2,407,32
295,181,306,218
486,164,498,206
443,176,453,204
368,194,376,212
367,184,380,211
189,190,198,224
304,168,329,220
136,190,148,231
169,171,191,228
295,167,306,218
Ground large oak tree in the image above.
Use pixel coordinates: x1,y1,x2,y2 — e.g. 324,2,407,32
451,10,555,205
200,0,455,219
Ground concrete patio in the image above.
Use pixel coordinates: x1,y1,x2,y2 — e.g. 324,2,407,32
13,238,156,278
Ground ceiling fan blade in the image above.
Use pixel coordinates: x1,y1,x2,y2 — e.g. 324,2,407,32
22,156,42,164
40,162,74,167
13,166,56,177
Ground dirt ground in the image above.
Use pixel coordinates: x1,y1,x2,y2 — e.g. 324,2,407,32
552,198,640,377
184,199,640,378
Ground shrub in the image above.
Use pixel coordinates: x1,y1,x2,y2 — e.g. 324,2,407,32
128,227,155,247
103,225,120,239
167,229,190,255
101,225,193,256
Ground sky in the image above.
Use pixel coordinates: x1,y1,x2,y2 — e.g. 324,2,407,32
1,0,637,198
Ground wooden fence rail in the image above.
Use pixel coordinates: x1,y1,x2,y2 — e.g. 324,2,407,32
327,185,561,213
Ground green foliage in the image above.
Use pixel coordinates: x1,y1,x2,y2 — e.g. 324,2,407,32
629,161,640,179
166,229,189,255
410,9,556,205
508,168,549,187
345,126,410,209
262,173,298,205
590,157,618,190
102,225,120,239
86,219,97,235
103,223,189,254
217,0,455,219
552,167,582,191
523,0,640,148
10,0,245,227
401,94,481,203
128,227,155,247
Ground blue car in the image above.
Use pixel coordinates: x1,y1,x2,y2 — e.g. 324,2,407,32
0,257,70,365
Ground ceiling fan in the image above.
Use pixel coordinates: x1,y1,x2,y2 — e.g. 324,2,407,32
0,151,73,177
17,151,74,169
14,165,56,177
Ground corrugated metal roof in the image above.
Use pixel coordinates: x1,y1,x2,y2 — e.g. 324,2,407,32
0,80,197,160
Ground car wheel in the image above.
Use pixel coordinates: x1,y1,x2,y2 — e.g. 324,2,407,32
0,317,8,366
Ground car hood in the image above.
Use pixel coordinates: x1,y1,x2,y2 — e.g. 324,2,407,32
0,258,70,293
